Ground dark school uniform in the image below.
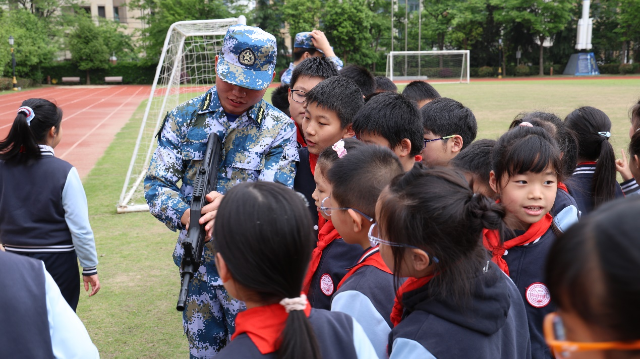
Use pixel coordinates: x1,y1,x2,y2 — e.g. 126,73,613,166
216,302,377,359
388,261,532,359
620,178,640,196
331,246,395,359
293,147,319,230
550,182,579,218
303,220,362,310
484,214,557,359
566,162,624,215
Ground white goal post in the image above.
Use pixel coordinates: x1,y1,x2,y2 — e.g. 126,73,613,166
386,50,471,84
117,17,246,213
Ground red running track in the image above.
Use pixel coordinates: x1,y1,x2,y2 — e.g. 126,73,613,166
0,85,150,179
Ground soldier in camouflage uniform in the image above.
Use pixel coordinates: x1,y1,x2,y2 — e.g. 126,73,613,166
280,30,343,85
144,25,298,358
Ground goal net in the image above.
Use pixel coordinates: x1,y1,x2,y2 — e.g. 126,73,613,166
117,17,246,213
386,50,470,84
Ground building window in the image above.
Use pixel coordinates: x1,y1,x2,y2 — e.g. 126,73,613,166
114,7,120,22
98,6,106,18
80,6,90,14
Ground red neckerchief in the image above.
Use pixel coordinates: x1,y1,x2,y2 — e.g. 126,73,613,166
482,213,553,276
231,300,312,354
578,161,597,165
390,275,435,327
295,122,307,147
309,152,318,176
302,220,341,294
337,246,391,290
558,181,568,193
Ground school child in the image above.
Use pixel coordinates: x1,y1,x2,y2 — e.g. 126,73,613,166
281,30,343,85
324,143,403,359
0,99,100,311
564,106,624,214
271,84,290,117
615,100,640,196
508,114,581,217
545,196,640,359
212,182,377,359
484,125,578,359
377,166,532,359
352,92,423,171
339,65,376,97
420,97,477,167
288,56,339,148
401,80,441,108
450,138,497,199
304,138,364,310
293,76,364,229
628,99,640,137
622,132,640,188
374,76,397,93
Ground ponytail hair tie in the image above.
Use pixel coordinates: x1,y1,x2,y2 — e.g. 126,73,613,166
332,140,347,158
598,131,611,139
279,294,307,313
17,106,35,125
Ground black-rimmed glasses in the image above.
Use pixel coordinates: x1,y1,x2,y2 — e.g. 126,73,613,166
423,135,455,147
290,89,306,104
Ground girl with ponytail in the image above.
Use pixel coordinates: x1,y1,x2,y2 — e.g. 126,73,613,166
565,106,624,213
0,98,100,311
212,182,376,359
377,165,531,359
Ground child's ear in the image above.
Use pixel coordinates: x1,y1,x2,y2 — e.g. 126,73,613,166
635,155,640,169
343,124,355,138
489,170,499,194
396,138,411,158
347,209,364,233
215,252,232,284
449,135,464,154
49,126,57,138
409,248,432,273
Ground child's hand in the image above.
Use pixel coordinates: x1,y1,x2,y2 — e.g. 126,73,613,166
84,274,100,297
616,149,634,181
310,30,336,58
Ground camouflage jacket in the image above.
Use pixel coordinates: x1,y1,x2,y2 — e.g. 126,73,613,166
280,56,344,85
144,86,298,285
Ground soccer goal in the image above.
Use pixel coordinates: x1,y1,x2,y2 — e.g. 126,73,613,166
117,16,246,213
386,50,470,84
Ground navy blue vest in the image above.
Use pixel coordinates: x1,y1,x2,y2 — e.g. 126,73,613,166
0,156,73,247
0,251,54,358
293,147,319,229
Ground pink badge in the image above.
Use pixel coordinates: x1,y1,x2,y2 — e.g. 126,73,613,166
526,282,551,308
320,273,334,296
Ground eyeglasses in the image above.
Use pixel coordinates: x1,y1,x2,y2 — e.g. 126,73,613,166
423,135,456,146
290,89,307,104
320,196,374,222
367,223,439,264
543,312,640,358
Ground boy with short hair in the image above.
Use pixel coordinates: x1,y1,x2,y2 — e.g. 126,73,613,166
353,92,423,171
288,57,339,147
402,80,441,108
293,76,363,229
420,97,477,167
271,84,290,117
450,139,497,199
281,30,342,85
374,76,397,93
339,65,376,97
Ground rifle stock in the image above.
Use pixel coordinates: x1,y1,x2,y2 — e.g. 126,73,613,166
177,132,222,311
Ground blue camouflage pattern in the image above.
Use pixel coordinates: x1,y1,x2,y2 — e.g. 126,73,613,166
280,56,345,85
217,25,277,90
294,32,315,49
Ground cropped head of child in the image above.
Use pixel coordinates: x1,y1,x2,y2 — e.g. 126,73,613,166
339,65,376,97
489,125,563,232
450,139,497,199
303,76,363,155
628,99,640,137
0,98,63,163
374,76,397,93
288,57,339,129
353,92,423,171
401,80,441,108
545,196,640,359
324,143,404,249
420,97,477,167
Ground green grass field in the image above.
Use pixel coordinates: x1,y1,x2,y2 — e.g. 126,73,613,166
75,78,639,358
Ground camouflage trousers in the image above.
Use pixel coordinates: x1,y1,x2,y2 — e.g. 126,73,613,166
182,276,245,358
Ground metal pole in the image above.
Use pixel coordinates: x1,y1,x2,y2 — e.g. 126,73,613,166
404,0,408,76
418,2,421,78
11,48,17,91
391,0,394,53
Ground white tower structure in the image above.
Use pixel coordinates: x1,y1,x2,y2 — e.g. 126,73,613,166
575,0,593,50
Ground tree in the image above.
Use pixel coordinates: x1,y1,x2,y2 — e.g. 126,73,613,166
282,0,322,39
449,0,488,50
68,16,109,84
368,0,392,72
321,0,374,65
615,0,640,63
253,0,288,75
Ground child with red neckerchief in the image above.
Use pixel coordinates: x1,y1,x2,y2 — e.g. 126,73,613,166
377,165,531,359
211,182,376,359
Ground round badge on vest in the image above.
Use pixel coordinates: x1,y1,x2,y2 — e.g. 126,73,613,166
320,273,334,296
526,282,551,308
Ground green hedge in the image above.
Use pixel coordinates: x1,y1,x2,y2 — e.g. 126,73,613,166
41,62,158,85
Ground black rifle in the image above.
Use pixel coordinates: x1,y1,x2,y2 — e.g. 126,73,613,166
176,132,222,311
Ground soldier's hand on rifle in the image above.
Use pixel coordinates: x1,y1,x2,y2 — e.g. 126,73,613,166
200,191,224,241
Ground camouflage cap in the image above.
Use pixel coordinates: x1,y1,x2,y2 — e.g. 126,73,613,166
294,32,315,49
216,25,277,91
